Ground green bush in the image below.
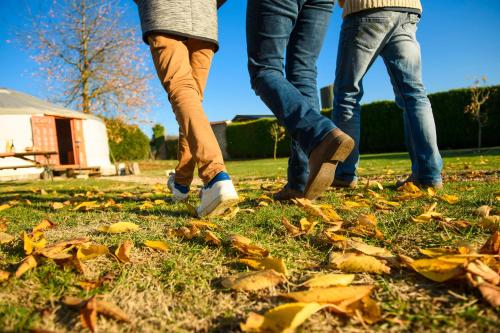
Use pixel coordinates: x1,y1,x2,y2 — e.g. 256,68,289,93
226,86,500,158
104,117,151,161
226,118,291,159
165,139,178,160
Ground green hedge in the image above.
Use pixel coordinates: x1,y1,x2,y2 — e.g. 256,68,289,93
105,118,151,161
226,86,500,158
226,118,291,159
165,139,178,160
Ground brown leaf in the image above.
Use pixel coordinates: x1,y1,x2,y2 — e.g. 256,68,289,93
293,198,342,223
328,252,390,274
467,260,500,285
221,269,285,291
480,215,500,231
15,255,37,278
80,296,97,333
231,235,269,257
478,282,500,307
33,219,56,232
281,285,373,307
95,300,130,322
0,232,14,244
300,273,355,288
480,231,500,255
115,240,133,263
475,205,492,217
281,216,304,237
236,257,288,276
240,302,324,333
63,296,86,307
204,230,222,246
346,239,394,258
348,214,384,240
0,270,10,282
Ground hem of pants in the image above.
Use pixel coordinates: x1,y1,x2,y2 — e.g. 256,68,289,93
200,164,226,185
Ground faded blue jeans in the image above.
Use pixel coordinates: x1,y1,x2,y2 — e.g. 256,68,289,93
333,10,443,185
247,0,336,192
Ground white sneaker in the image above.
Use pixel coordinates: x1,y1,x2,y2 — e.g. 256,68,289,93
197,179,239,217
167,173,189,202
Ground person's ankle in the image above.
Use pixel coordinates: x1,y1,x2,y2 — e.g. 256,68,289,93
205,171,231,189
174,182,189,194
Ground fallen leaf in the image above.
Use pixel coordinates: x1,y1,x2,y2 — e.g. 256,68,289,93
293,198,341,223
77,243,109,261
144,240,168,252
475,205,492,217
348,214,384,240
299,218,317,234
281,216,304,237
185,203,198,217
394,182,423,200
400,255,468,282
23,232,47,255
204,230,222,246
231,235,269,257
346,239,394,258
342,200,370,210
467,260,500,285
480,231,500,255
300,273,355,288
98,222,140,233
365,180,383,190
189,220,218,230
80,296,97,333
221,269,285,291
15,255,37,278
154,199,165,205
73,201,100,211
237,257,288,276
95,300,130,322
0,270,10,282
222,206,240,220
33,219,56,232
480,216,500,231
51,202,65,210
439,194,459,204
241,302,324,333
139,201,154,210
114,240,133,263
168,225,200,239
0,204,11,211
478,282,500,307
0,232,14,244
328,252,390,274
281,285,373,307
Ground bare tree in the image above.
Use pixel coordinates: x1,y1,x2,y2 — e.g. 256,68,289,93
269,122,286,160
21,0,153,120
464,77,495,149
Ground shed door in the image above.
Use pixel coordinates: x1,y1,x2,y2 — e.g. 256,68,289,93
31,116,59,165
71,119,87,167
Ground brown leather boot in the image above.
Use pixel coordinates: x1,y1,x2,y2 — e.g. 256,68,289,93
305,129,354,200
273,187,304,201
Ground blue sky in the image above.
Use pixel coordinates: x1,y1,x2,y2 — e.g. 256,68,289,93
1,0,500,136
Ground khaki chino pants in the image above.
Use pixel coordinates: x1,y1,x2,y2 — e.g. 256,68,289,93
148,34,225,185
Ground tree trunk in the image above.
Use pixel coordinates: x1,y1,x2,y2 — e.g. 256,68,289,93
273,138,278,160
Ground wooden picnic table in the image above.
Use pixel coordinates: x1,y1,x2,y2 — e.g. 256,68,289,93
0,151,58,179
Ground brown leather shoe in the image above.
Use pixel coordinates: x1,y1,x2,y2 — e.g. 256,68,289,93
332,178,358,189
273,187,304,201
395,175,443,189
305,129,355,200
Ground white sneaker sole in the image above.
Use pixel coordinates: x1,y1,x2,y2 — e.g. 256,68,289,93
197,194,239,218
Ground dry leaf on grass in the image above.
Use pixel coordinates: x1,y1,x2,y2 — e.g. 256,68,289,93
204,231,222,246
348,214,384,240
33,219,56,232
292,198,342,223
0,204,11,211
81,296,97,333
299,218,317,234
15,255,37,278
328,252,390,274
23,232,47,255
231,235,269,257
98,222,139,233
189,220,218,230
185,203,198,217
36,238,89,259
222,206,240,220
480,216,500,231
478,282,500,307
419,247,469,258
365,180,384,190
480,231,500,255
342,200,370,210
241,302,324,333
399,254,468,282
475,205,492,217
139,201,154,210
346,239,394,258
64,296,130,323
222,269,285,291
394,182,423,201
73,201,100,211
77,243,109,261
167,225,201,239
0,232,14,244
144,240,168,252
237,257,288,276
50,202,65,210
439,194,459,204
281,285,373,308
300,273,355,288
0,270,10,282
282,216,304,237
115,240,133,263
467,260,500,285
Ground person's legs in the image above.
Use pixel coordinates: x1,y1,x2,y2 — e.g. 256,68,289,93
148,34,225,185
283,0,334,194
333,11,394,183
380,13,442,185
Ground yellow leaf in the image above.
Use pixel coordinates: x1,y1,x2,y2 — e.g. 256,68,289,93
475,205,492,218
222,206,240,220
98,222,140,233
73,201,100,211
0,232,14,244
480,215,500,231
23,232,47,255
346,239,394,258
33,219,56,232
299,218,317,234
427,187,437,197
204,231,222,246
342,200,369,210
237,257,288,276
231,235,269,257
349,214,384,240
168,225,200,239
419,247,463,257
0,204,11,211
241,302,324,333
15,255,37,278
402,256,467,282
51,202,65,210
115,240,133,263
144,240,168,252
328,252,390,274
281,285,373,307
323,229,347,244
365,180,384,190
397,182,421,193
222,269,285,291
293,198,341,223
139,201,154,210
189,220,218,230
439,194,459,204
301,273,355,288
154,199,165,205
77,243,109,261
281,216,303,237
185,203,198,217
0,270,10,282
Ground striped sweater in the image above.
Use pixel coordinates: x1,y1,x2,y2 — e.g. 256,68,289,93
339,0,422,17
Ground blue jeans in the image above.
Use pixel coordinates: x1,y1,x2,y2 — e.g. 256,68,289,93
247,0,335,192
333,10,443,185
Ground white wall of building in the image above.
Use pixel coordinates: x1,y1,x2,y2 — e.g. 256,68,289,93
82,119,115,175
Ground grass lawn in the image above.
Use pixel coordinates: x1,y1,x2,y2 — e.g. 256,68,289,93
0,148,499,332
